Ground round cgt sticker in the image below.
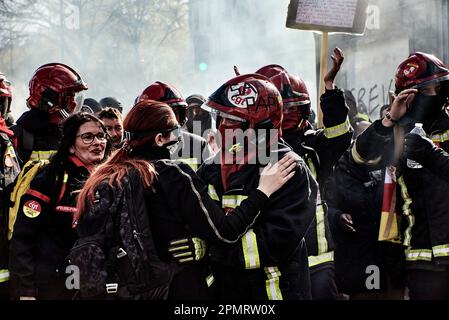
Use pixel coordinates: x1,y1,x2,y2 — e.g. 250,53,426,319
23,200,42,218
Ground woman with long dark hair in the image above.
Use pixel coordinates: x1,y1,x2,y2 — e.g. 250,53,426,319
9,112,111,300
75,100,296,299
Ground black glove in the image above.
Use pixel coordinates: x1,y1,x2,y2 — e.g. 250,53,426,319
168,237,206,264
403,133,434,164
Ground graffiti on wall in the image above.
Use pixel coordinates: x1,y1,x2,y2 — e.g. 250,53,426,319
350,79,394,120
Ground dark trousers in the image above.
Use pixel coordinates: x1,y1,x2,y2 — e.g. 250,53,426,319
310,264,338,300
0,282,9,300
407,269,449,300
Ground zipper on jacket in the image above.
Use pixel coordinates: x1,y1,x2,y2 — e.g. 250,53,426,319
133,230,145,251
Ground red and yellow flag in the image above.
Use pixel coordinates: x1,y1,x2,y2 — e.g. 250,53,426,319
378,167,401,243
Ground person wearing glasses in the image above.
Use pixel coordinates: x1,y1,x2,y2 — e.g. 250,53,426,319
9,112,111,300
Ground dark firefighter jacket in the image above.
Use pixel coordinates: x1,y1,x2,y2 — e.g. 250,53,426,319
326,150,405,294
350,114,449,270
0,133,20,285
12,109,61,165
9,156,89,298
130,147,270,299
282,88,352,270
197,142,317,300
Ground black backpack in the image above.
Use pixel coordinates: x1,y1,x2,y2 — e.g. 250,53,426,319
69,171,175,299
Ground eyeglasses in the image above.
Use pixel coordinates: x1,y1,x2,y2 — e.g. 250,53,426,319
77,132,107,144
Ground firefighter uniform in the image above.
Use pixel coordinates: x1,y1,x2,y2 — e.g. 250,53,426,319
12,108,61,166
125,146,272,300
9,156,89,299
283,88,352,299
197,143,317,300
326,150,406,297
0,131,20,299
352,115,449,299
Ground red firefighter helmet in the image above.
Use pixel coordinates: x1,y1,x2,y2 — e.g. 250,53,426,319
27,63,87,119
395,52,449,93
255,64,287,79
269,71,311,130
203,73,283,130
0,72,12,119
138,81,188,125
269,72,310,108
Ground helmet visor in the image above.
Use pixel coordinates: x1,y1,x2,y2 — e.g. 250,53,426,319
283,100,311,112
0,96,9,118
201,103,246,123
74,91,85,112
413,74,449,90
0,79,11,96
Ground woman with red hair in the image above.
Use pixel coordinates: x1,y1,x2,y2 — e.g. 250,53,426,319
74,99,296,300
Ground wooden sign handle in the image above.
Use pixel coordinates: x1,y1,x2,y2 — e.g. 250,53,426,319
317,31,329,129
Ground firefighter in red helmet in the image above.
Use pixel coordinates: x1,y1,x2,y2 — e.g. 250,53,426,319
137,81,212,171
0,72,13,126
0,72,20,299
255,48,352,300
344,52,449,299
196,73,317,300
12,63,88,165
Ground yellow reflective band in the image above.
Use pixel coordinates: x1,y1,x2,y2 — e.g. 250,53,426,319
356,113,370,122
307,157,317,179
208,185,220,201
405,249,432,262
179,158,199,171
316,202,328,255
29,150,57,161
242,229,260,269
351,143,382,165
398,177,414,247
432,244,449,257
431,130,449,143
324,119,351,139
308,251,334,268
265,267,283,300
206,273,215,287
222,195,248,209
0,269,9,283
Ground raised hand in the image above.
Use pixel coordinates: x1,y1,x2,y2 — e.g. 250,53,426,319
382,89,417,127
324,47,345,90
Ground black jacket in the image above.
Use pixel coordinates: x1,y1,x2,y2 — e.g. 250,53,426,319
12,109,61,165
197,142,317,300
133,147,269,299
0,133,20,277
326,150,405,293
350,115,449,270
283,88,352,270
9,157,90,298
